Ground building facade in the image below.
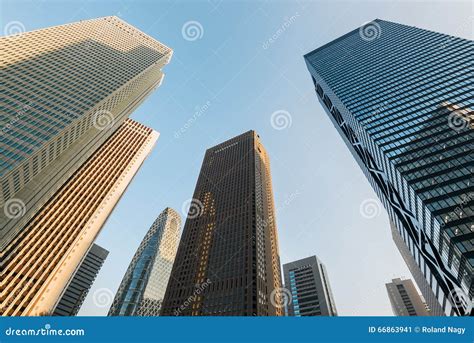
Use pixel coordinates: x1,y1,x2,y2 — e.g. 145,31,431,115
108,208,181,316
305,19,473,316
53,244,109,316
391,221,445,315
1,16,172,250
386,278,430,316
283,255,337,316
1,119,158,316
161,131,283,316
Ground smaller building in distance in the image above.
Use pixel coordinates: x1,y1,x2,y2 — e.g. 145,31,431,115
108,208,181,316
53,244,109,316
283,255,337,316
390,222,444,316
386,278,430,316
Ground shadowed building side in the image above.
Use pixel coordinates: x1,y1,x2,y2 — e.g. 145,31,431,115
305,19,473,316
390,222,445,315
0,16,172,250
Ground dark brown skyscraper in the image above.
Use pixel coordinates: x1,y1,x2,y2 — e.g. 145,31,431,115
161,131,283,316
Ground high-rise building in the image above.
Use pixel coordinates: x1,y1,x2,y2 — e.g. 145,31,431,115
108,208,181,316
1,119,158,316
283,255,337,316
390,221,445,315
1,16,172,250
386,278,430,316
53,243,109,316
161,131,283,316
305,19,473,316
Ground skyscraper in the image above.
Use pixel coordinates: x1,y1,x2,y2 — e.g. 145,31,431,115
386,278,430,316
108,208,181,316
390,221,445,315
161,131,283,316
1,119,159,316
305,19,473,316
283,255,337,316
1,16,172,250
53,244,109,316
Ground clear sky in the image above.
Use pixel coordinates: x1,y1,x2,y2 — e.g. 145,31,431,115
2,0,472,316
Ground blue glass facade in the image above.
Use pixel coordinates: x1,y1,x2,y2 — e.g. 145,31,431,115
115,232,160,316
1,17,169,177
305,20,473,316
108,208,181,316
289,271,300,316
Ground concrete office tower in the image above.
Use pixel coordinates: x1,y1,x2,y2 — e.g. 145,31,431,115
1,119,158,316
1,16,172,250
53,244,109,316
161,131,283,316
108,208,181,316
283,256,337,316
386,278,430,316
305,20,473,316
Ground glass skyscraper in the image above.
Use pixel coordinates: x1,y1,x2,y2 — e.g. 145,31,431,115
305,19,472,316
390,220,445,315
2,16,170,317
108,208,181,316
1,16,172,250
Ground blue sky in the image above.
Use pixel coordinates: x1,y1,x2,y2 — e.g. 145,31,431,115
2,0,472,316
